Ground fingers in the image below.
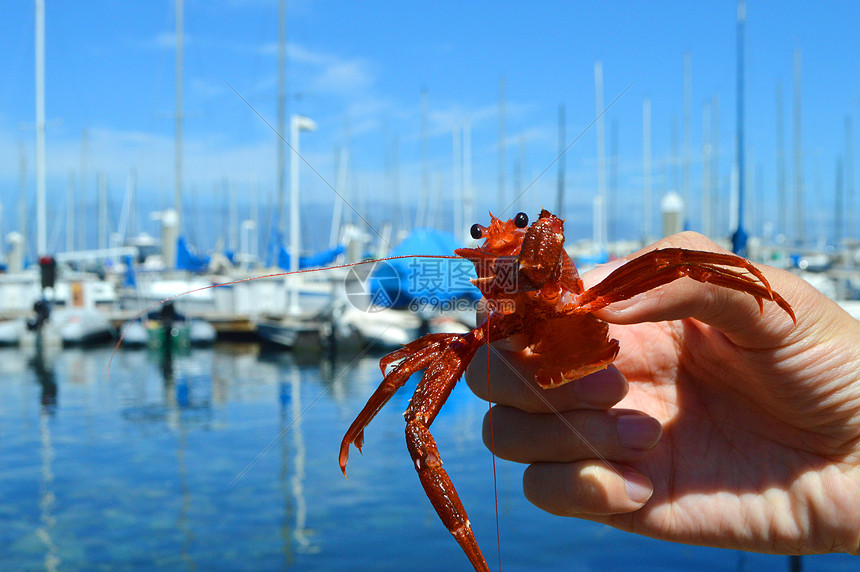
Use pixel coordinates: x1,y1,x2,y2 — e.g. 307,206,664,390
581,232,800,347
524,461,654,515
483,406,661,464
465,345,628,412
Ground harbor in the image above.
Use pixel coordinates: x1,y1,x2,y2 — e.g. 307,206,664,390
4,0,860,352
3,0,860,570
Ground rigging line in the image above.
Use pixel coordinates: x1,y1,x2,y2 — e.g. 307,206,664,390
225,80,390,249
501,82,634,219
108,255,460,382
226,328,389,489
484,314,502,572
486,343,625,481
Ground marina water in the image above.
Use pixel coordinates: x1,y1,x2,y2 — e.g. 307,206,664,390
0,344,855,571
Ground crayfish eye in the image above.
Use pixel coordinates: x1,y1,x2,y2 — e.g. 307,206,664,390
470,223,483,239
514,212,529,228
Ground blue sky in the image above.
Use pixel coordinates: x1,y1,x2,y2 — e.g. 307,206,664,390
1,1,859,251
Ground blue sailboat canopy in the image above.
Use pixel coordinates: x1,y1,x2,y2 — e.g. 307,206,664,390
123,254,136,288
278,244,345,270
369,229,479,310
176,236,210,272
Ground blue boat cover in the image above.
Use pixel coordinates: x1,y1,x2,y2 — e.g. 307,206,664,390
176,236,210,272
123,255,137,288
369,229,479,309
278,244,346,270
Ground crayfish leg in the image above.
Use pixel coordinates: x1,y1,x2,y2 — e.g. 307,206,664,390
339,336,451,476
379,333,453,374
406,418,489,572
577,248,796,322
341,313,523,569
403,332,489,571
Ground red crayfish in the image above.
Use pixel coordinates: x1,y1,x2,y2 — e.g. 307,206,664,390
339,208,795,571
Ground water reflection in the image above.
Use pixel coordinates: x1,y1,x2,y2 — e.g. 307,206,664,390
281,363,314,561
116,344,324,565
0,344,854,570
37,375,59,572
119,345,214,427
29,343,57,414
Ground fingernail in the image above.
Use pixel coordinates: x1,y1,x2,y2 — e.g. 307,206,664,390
623,469,653,504
616,414,662,450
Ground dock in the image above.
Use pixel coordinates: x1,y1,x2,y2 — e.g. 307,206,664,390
105,310,259,336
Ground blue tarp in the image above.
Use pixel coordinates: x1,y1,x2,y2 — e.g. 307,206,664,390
277,244,346,270
369,229,479,310
176,236,210,272
123,255,136,288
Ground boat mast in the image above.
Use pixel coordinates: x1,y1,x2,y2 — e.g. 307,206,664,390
453,126,462,240
683,52,692,229
463,121,472,238
594,61,606,256
498,77,506,210
277,0,286,239
175,0,184,230
793,48,803,246
776,81,786,239
98,173,107,250
18,143,28,261
289,115,316,315
702,101,712,237
329,147,347,248
417,88,428,228
731,0,747,255
711,96,721,234
35,0,46,256
556,104,566,218
846,116,855,241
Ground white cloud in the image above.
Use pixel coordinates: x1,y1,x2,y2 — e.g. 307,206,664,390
309,60,373,96
259,41,336,66
189,77,228,99
142,31,194,51
254,41,376,98
287,43,333,67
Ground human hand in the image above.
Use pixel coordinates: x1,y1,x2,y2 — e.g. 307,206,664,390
465,232,860,554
